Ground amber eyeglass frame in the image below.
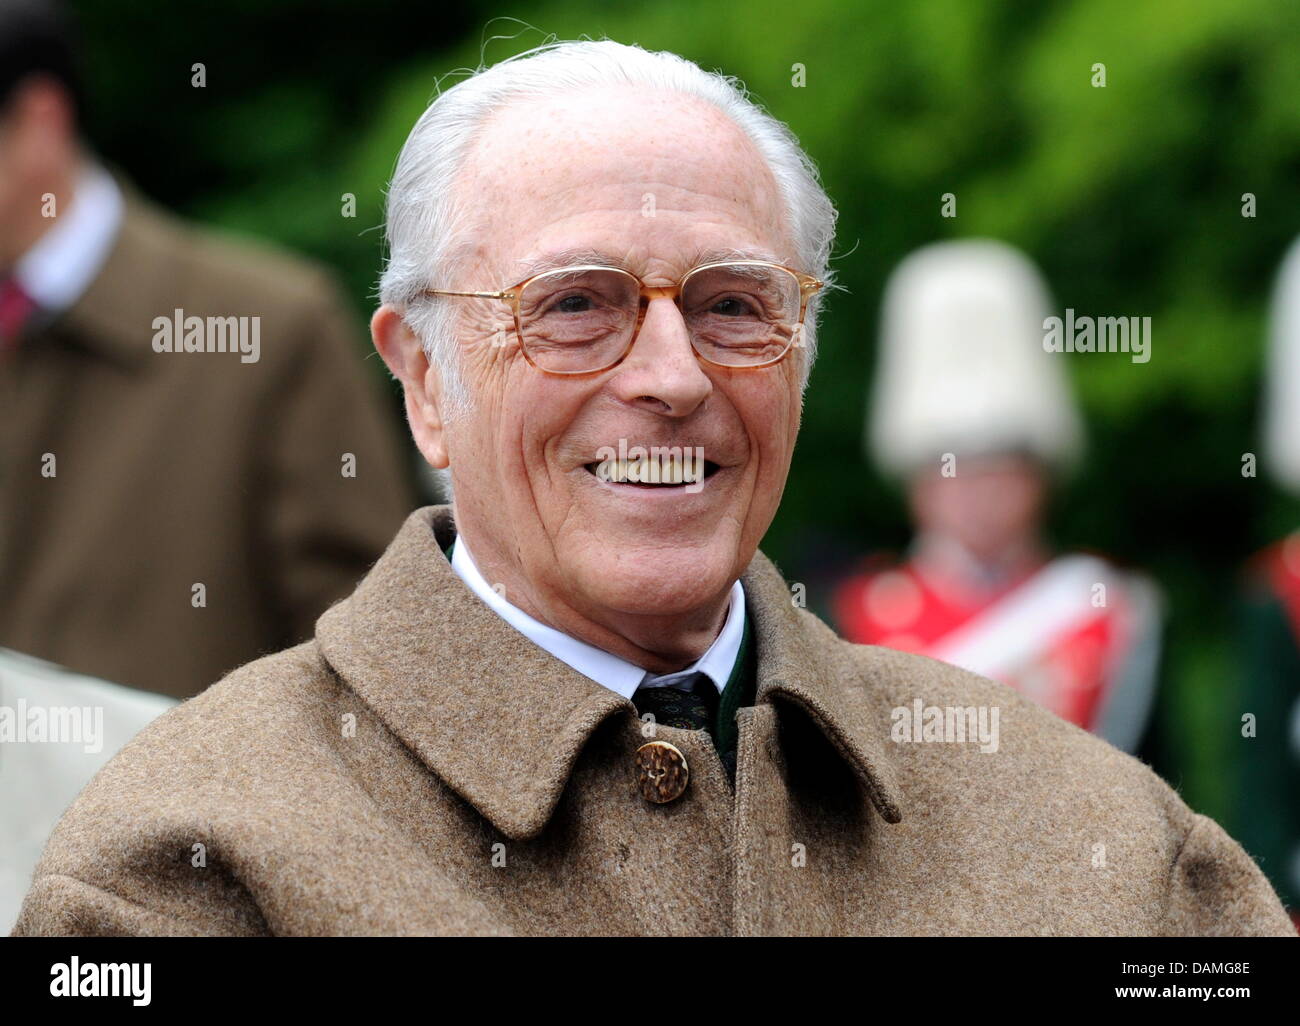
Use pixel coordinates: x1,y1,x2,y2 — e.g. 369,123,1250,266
421,260,825,376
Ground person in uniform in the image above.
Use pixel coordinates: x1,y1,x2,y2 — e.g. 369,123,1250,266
1235,234,1300,925
833,241,1163,754
0,1,416,698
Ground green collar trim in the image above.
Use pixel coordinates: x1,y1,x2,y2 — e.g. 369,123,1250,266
714,607,755,754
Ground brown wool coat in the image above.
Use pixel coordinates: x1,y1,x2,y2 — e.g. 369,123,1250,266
12,507,1297,936
0,186,417,699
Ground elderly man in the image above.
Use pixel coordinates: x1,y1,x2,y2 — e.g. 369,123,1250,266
12,40,1294,936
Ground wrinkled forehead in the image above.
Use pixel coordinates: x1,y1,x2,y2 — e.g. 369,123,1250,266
452,87,793,278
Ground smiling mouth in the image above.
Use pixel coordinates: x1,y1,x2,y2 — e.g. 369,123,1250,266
583,456,722,487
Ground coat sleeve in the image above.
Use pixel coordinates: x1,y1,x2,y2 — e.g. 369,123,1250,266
1162,813,1298,936
260,273,418,646
12,873,256,937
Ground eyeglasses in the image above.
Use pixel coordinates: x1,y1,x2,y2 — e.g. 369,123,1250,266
422,260,824,376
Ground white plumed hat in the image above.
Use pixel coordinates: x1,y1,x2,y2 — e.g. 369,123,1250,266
1264,236,1300,496
868,238,1085,477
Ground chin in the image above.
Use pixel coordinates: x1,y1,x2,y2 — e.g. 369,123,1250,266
571,538,739,617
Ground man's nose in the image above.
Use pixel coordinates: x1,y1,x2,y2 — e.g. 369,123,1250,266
608,295,712,416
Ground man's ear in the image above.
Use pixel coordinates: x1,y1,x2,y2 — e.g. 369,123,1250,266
371,305,449,469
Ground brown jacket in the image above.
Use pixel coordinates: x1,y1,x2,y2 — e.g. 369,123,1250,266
12,506,1296,935
0,189,416,698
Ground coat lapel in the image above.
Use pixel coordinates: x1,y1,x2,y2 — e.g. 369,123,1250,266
317,506,906,842
316,506,629,841
742,549,905,824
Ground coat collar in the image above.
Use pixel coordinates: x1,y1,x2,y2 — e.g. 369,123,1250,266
317,506,905,840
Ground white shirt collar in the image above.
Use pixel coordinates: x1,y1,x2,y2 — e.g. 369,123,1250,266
450,535,746,701
14,162,124,314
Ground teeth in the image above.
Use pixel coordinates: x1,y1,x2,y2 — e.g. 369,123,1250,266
592,454,706,485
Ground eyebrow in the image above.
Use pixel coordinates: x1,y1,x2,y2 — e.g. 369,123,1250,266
512,245,786,281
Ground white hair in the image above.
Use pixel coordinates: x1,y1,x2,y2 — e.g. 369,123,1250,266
378,37,838,436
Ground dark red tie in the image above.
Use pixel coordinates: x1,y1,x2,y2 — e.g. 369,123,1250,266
0,276,37,354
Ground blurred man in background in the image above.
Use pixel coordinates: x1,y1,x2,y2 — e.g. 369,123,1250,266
833,240,1162,754
1235,235,1300,924
0,0,416,698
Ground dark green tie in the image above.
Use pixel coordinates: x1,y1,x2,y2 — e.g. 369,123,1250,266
632,674,718,732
